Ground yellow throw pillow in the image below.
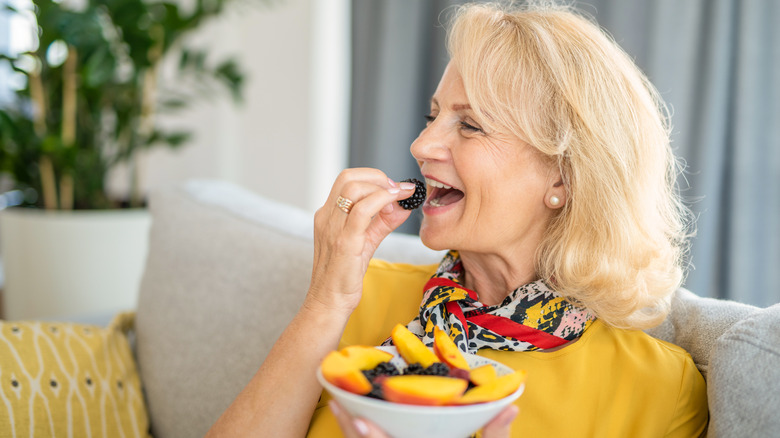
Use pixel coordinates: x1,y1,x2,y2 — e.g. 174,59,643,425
0,312,150,437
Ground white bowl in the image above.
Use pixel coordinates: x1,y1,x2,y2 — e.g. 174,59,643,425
316,346,525,438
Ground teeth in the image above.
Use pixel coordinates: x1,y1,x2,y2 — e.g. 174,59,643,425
425,178,452,189
430,198,444,207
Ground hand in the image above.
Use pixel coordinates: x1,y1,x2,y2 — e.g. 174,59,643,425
481,404,520,437
329,400,519,438
307,168,417,315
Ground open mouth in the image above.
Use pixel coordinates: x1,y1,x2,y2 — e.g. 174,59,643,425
425,178,464,207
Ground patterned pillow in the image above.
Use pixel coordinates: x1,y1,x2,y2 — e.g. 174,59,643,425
0,312,150,437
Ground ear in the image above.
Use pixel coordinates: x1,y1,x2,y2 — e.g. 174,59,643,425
544,177,567,210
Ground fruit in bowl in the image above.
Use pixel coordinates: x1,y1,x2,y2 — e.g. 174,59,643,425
317,325,526,438
320,345,395,395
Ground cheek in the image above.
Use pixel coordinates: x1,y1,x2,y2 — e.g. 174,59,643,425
472,175,546,225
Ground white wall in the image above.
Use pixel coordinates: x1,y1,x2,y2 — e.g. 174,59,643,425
125,0,350,213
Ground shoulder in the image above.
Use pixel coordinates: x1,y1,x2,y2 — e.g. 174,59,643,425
605,324,696,363
598,324,705,386
591,324,710,436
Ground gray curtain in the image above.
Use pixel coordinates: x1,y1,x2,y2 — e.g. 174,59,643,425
350,0,457,234
349,0,780,307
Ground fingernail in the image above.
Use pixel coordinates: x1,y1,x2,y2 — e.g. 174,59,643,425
387,178,397,188
328,400,340,416
388,187,400,194
353,418,369,436
400,182,415,191
500,405,519,427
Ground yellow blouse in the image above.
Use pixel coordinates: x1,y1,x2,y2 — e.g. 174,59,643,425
308,259,709,437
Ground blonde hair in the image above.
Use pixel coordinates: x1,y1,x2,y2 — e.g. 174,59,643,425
447,2,692,329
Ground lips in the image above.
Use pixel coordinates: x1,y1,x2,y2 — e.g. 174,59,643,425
425,177,464,207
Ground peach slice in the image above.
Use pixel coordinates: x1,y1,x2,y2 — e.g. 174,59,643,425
321,346,393,395
321,350,372,395
433,327,470,370
391,324,440,368
468,364,497,386
454,370,527,405
382,375,468,406
340,345,394,370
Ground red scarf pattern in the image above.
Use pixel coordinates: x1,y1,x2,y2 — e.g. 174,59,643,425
386,250,595,353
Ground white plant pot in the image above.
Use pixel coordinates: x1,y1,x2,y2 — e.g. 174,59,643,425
0,208,151,320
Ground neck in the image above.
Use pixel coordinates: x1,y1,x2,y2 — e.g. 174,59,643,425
458,249,539,306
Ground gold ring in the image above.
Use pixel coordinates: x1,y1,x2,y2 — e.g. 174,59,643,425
336,196,354,214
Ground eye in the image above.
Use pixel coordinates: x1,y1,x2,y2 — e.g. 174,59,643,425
460,121,483,133
424,114,436,126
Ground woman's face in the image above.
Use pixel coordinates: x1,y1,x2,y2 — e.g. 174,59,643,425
411,63,559,256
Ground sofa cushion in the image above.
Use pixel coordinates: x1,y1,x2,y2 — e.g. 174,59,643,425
0,312,149,437
136,182,314,438
707,303,780,437
135,180,440,438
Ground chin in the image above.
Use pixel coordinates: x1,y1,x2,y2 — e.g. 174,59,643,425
419,225,451,252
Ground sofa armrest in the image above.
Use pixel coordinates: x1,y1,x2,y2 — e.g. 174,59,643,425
707,304,780,437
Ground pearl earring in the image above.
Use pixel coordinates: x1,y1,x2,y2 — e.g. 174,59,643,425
550,196,561,206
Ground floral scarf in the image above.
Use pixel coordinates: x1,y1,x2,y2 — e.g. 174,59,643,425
385,250,596,353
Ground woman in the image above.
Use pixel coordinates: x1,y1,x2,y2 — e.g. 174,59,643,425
208,2,708,437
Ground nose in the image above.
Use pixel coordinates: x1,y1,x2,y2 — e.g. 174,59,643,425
410,122,449,166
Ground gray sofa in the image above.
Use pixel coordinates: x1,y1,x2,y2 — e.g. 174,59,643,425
134,180,780,438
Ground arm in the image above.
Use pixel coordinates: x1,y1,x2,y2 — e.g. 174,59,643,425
206,169,416,438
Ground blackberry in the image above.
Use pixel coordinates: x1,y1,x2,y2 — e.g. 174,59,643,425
366,381,384,400
402,363,426,375
422,362,451,376
362,361,399,381
362,362,400,400
362,369,377,381
397,178,426,210
374,361,400,376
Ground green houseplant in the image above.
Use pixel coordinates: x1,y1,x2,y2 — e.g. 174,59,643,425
0,0,250,320
0,0,244,209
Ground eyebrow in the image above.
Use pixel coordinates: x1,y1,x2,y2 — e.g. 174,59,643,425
430,98,472,112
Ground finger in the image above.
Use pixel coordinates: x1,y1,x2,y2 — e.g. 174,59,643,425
320,187,405,262
379,179,417,214
343,184,414,234
329,179,400,221
329,400,389,438
326,168,394,205
326,168,418,213
482,404,519,438
328,179,416,231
